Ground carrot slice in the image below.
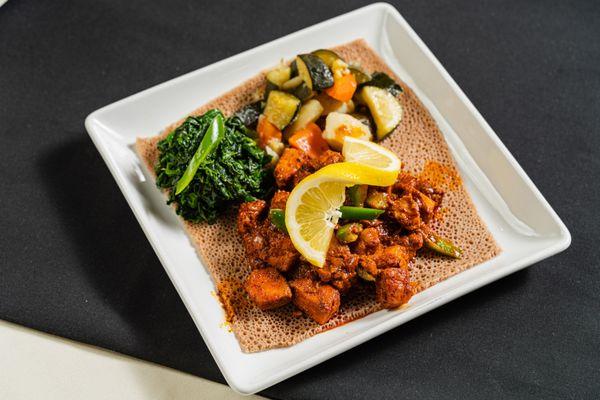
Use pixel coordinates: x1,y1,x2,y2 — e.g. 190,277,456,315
325,73,357,102
257,115,282,148
289,123,329,158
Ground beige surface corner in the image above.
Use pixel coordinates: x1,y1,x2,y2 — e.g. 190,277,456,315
0,320,265,400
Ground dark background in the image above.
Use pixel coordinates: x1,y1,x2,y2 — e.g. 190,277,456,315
1,1,599,399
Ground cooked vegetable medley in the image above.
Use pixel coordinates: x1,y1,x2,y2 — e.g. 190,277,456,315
155,48,462,325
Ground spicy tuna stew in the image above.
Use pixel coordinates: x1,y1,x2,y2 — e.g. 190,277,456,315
154,48,462,325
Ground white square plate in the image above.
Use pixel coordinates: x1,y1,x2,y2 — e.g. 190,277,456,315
85,3,570,394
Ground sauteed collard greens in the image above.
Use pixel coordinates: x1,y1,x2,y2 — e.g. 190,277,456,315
155,109,272,223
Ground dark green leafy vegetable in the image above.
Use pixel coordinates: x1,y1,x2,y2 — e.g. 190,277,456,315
339,206,384,220
269,209,287,233
155,109,272,223
361,72,402,96
175,114,225,195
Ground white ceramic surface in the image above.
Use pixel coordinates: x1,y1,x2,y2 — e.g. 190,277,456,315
85,3,570,394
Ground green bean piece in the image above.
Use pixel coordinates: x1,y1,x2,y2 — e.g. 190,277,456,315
175,114,225,195
347,185,368,207
365,191,388,209
269,209,287,233
335,223,363,244
339,206,384,220
424,232,463,259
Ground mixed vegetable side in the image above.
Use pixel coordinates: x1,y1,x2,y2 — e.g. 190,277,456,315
155,48,462,325
235,49,404,163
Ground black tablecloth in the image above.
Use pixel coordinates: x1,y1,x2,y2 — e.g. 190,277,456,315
1,1,599,398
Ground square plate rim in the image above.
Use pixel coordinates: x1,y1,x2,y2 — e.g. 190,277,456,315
84,2,571,394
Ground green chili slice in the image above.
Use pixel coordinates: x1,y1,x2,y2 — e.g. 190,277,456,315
336,223,363,244
175,114,225,195
269,209,287,233
424,231,463,259
339,206,384,220
347,185,368,207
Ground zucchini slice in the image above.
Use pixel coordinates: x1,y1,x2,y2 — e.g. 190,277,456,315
264,80,278,101
362,72,402,96
296,54,334,91
348,112,374,135
311,49,344,68
281,76,303,90
263,90,301,130
291,82,313,101
282,76,313,101
234,101,263,127
290,59,298,77
349,66,372,85
360,86,403,141
284,99,324,138
266,65,292,87
315,92,355,115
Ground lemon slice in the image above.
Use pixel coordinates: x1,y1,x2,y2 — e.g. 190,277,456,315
285,162,397,267
342,136,401,176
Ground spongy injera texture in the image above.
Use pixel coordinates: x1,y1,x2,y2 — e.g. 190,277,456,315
135,39,501,352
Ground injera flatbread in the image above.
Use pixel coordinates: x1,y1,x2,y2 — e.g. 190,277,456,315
135,39,501,352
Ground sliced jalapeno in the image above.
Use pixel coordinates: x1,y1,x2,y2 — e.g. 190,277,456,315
336,223,363,244
339,206,384,220
424,231,463,259
269,208,287,233
347,185,368,207
175,114,225,194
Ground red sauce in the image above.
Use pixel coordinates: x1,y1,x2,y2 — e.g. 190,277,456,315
419,161,461,191
217,280,239,324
